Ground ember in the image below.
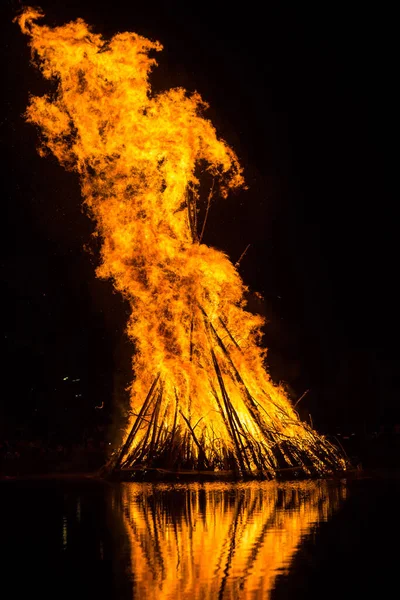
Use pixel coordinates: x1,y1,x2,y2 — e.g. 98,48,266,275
17,7,346,477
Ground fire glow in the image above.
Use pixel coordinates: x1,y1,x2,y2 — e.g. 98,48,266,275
17,8,346,477
115,481,346,598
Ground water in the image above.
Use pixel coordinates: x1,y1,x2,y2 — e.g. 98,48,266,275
1,476,399,599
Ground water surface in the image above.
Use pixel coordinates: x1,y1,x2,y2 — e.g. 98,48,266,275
2,476,399,599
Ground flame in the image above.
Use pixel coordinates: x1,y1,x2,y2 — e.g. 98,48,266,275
114,481,346,599
17,8,346,476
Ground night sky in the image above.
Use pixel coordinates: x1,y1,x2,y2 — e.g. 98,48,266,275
1,1,398,443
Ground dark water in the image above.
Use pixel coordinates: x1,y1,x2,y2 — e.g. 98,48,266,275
1,476,399,599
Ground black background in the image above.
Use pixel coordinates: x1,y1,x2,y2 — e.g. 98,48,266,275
1,1,398,443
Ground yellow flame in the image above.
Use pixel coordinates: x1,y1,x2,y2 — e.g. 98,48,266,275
17,8,346,475
113,481,346,599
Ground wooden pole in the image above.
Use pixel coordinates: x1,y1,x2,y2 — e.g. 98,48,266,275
114,373,161,469
209,344,247,475
180,410,210,468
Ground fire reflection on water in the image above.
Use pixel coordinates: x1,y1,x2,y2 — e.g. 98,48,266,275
112,481,346,599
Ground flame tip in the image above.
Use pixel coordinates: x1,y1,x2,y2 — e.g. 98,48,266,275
15,6,44,33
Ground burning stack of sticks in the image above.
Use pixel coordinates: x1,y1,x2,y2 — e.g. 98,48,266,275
17,7,347,480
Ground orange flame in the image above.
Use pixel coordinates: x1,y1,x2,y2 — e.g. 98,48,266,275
17,8,346,476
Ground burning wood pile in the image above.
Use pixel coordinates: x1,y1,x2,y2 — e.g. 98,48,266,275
18,7,347,478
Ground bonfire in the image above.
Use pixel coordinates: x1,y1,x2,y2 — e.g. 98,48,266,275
17,7,347,478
